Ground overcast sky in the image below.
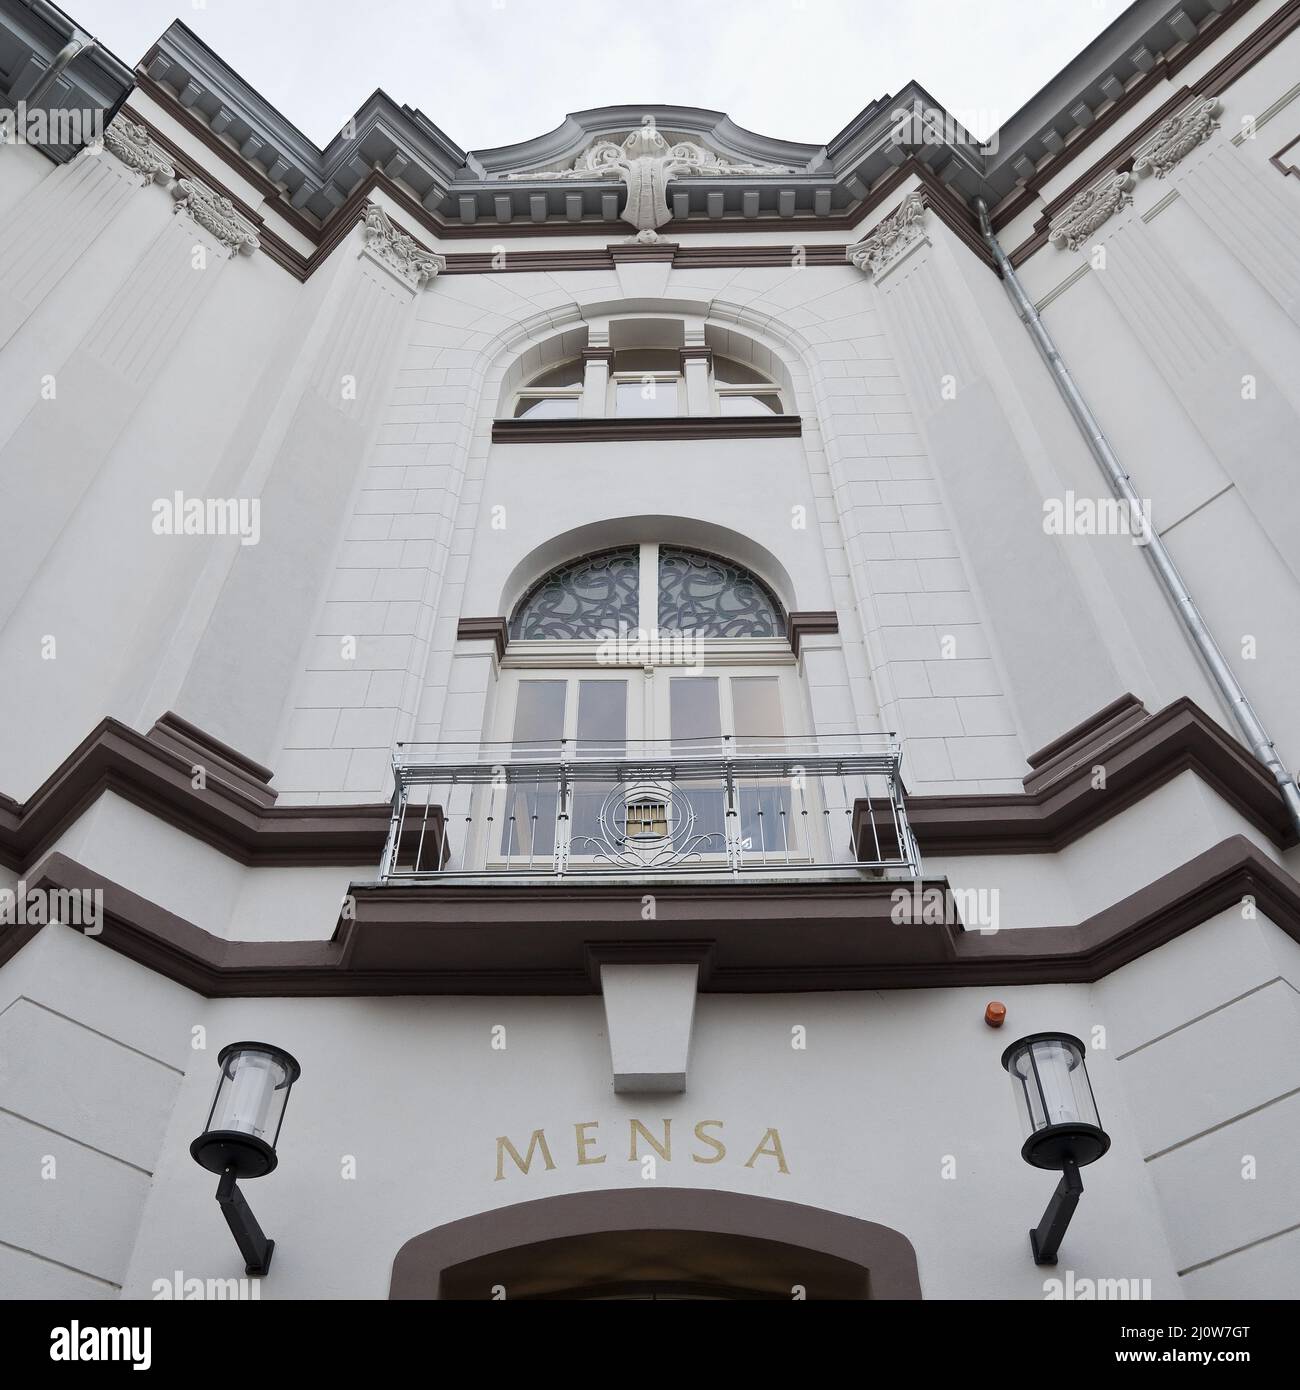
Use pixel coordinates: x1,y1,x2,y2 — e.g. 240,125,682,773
73,0,1130,151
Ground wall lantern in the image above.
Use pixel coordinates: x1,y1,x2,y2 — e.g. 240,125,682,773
190,1042,301,1276
1001,1032,1110,1265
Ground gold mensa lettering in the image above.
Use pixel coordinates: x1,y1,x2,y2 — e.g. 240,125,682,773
743,1127,790,1174
494,1129,556,1181
628,1118,671,1162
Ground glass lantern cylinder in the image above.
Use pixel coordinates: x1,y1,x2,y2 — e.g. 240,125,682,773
1001,1032,1109,1169
190,1042,301,1178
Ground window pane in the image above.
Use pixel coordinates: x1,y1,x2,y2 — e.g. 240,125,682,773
670,677,726,851
731,676,784,748
616,379,678,417
503,681,566,857
511,681,566,751
718,393,782,416
614,349,680,374
658,547,786,637
712,355,769,385
670,677,722,751
514,396,580,420
528,360,584,388
576,680,627,755
732,677,792,854
572,681,627,847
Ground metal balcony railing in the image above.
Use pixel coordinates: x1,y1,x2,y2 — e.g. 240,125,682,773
378,733,921,882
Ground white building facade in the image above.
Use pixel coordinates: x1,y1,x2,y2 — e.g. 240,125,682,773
1,0,1299,1301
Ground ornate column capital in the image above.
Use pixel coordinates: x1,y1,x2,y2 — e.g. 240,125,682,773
1134,97,1223,179
100,115,175,186
846,191,928,281
170,178,260,256
1048,171,1136,251
361,204,445,290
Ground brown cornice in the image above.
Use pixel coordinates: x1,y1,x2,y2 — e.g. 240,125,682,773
787,611,840,659
491,415,802,444
609,241,679,263
859,696,1296,856
0,715,391,872
8,834,1298,995
455,617,509,660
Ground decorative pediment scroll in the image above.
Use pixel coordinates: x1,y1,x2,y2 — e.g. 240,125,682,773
508,127,794,232
361,205,445,289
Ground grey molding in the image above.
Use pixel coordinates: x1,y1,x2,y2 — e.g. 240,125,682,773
136,20,467,222
0,0,1258,228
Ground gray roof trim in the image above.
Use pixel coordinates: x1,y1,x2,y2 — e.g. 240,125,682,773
0,0,1266,231
472,104,828,177
0,0,133,160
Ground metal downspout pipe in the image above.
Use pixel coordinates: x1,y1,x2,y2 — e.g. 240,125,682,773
20,35,94,110
972,197,1300,838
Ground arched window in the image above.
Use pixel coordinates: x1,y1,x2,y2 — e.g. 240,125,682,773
509,543,785,640
507,324,787,420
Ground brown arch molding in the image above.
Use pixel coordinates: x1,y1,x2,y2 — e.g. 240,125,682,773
389,1188,921,1300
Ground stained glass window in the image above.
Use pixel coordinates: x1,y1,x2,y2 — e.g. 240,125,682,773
508,547,640,640
657,547,785,637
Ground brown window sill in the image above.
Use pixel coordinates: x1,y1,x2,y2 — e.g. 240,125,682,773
492,415,802,443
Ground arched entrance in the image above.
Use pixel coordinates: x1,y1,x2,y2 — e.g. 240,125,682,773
390,1189,921,1300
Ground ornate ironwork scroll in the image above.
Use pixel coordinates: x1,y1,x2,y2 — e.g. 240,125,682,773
509,547,640,639
657,547,785,637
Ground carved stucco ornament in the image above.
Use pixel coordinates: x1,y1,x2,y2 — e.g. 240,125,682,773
361,204,445,289
1048,171,1136,251
100,115,175,186
509,127,794,232
170,178,260,256
1133,98,1223,179
846,191,928,279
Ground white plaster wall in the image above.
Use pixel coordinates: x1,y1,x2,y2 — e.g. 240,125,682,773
0,932,1192,1301
1097,908,1300,1297
4,914,1291,1300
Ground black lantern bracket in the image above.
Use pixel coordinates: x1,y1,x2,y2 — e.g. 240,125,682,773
1029,1155,1084,1265
215,1168,275,1276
